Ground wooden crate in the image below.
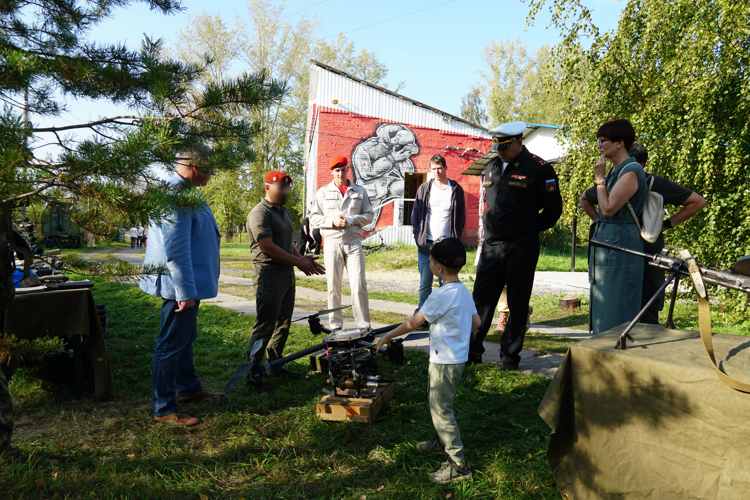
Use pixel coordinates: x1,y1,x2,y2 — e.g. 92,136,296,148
316,383,394,424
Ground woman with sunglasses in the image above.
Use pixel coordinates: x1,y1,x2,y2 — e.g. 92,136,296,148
588,119,647,335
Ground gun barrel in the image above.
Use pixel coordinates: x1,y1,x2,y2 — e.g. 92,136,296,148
590,238,750,294
589,238,653,260
700,267,750,294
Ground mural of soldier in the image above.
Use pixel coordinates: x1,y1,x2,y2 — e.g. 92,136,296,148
351,123,419,231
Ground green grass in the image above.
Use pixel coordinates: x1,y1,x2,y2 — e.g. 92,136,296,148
3,280,558,499
528,295,590,331
522,332,581,355
219,241,252,258
224,241,584,278
294,278,432,308
58,241,130,256
364,246,420,271
536,247,588,272
219,242,254,271
364,245,586,275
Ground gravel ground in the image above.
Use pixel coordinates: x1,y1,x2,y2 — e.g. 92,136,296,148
220,267,250,277
298,269,426,295
296,268,591,297
112,248,590,297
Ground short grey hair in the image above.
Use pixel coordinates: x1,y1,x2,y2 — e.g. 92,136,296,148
629,142,648,165
179,144,212,163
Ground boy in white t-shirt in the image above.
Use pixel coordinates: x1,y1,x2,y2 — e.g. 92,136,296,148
376,237,480,483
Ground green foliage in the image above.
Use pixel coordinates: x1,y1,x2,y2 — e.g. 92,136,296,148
538,225,570,252
0,335,65,365
460,39,570,127
0,0,286,285
173,1,391,228
525,0,750,317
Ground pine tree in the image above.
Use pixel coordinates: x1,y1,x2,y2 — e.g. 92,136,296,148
0,0,286,310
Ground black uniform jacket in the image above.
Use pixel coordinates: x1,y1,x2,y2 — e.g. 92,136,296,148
482,146,563,243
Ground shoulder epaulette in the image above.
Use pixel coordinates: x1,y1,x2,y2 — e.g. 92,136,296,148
530,154,549,166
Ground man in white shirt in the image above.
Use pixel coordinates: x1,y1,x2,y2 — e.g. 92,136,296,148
129,224,138,249
309,155,375,330
410,154,466,313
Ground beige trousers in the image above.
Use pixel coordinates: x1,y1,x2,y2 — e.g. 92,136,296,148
429,362,465,464
324,242,370,329
497,285,509,314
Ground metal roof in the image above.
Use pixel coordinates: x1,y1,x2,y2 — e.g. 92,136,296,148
460,123,561,175
309,59,490,135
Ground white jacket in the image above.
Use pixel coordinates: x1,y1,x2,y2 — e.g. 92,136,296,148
309,181,374,245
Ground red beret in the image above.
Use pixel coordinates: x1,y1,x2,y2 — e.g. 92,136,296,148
264,170,292,184
329,155,348,169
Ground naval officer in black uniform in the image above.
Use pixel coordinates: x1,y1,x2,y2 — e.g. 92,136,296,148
470,121,563,370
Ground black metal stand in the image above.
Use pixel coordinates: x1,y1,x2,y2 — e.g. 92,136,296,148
615,268,680,350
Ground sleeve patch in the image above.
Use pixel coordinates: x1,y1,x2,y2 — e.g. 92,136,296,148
546,179,557,192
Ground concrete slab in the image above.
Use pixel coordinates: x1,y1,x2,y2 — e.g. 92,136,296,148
532,271,590,296
111,248,146,265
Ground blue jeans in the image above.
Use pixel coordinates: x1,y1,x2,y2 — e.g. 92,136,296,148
418,249,442,310
152,298,203,417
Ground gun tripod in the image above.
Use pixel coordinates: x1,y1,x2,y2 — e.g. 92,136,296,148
615,265,681,350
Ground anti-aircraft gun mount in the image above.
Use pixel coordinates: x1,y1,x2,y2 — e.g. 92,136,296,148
589,238,750,350
224,305,405,398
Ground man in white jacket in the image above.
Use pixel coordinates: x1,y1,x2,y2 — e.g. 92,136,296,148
310,155,375,329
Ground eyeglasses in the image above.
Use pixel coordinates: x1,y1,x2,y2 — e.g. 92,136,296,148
597,139,611,147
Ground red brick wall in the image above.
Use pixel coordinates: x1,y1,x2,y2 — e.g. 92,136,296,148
313,107,492,246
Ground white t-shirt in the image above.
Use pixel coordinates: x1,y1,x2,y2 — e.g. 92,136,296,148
419,282,477,364
426,182,452,241
129,228,138,238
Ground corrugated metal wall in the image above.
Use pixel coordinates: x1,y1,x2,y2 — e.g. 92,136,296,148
311,64,491,138
362,225,416,246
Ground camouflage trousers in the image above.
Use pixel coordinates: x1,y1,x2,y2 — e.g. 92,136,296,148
0,363,12,452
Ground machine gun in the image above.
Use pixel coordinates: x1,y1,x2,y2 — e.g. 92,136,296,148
590,238,750,349
224,306,404,396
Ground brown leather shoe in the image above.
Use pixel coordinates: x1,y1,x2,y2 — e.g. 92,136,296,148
178,388,221,403
153,411,200,427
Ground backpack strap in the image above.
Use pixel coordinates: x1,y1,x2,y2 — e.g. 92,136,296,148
617,167,650,229
626,202,641,229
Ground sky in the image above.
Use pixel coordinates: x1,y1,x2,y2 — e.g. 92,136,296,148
38,0,626,137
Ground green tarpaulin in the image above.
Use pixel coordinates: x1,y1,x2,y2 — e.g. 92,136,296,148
539,323,750,499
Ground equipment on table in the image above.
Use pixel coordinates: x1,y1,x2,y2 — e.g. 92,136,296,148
590,238,750,349
590,238,750,392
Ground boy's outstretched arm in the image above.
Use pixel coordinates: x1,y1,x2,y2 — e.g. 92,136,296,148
472,313,481,332
375,311,425,351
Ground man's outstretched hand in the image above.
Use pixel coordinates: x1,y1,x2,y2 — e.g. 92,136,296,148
297,255,325,276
